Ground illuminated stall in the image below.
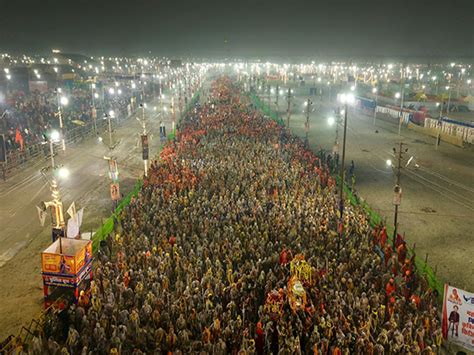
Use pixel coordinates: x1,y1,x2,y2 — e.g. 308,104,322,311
41,238,93,306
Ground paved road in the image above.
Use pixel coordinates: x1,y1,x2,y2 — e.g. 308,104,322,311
0,96,176,339
266,89,474,292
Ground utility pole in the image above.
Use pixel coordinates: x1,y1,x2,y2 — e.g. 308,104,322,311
55,89,67,151
286,87,292,129
435,102,443,150
267,84,271,108
275,85,279,107
392,142,407,248
91,83,98,135
398,64,405,136
140,104,148,177
103,112,114,149
338,101,349,221
304,98,312,146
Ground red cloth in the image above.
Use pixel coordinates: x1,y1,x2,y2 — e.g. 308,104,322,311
385,281,396,297
256,322,265,355
15,128,24,151
279,249,288,265
379,227,388,248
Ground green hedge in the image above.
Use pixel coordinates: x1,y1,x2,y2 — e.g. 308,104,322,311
92,179,143,252
248,92,285,126
169,89,201,141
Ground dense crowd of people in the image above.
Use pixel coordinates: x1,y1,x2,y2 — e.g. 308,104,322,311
0,83,137,156
29,77,441,354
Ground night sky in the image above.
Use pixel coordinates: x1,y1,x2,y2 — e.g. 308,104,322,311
0,0,472,59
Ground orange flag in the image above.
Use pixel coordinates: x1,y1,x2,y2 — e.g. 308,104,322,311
15,128,24,151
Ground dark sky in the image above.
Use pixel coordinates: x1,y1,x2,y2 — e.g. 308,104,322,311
0,0,472,59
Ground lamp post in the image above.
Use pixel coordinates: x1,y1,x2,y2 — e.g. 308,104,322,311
49,130,60,169
394,92,402,135
372,87,378,126
337,93,354,226
435,102,443,150
41,165,69,250
91,83,98,135
139,104,148,177
56,89,68,151
104,111,114,149
304,98,312,146
391,143,407,248
286,88,292,128
445,85,452,115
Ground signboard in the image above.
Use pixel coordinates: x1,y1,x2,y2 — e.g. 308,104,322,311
108,159,119,181
141,134,149,160
110,183,120,201
442,284,474,350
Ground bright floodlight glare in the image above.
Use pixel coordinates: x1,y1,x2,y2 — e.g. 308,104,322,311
350,85,355,91
468,79,472,84
58,167,70,179
109,110,115,117
386,159,392,167
94,93,99,99
131,83,136,89
436,102,440,107
60,96,69,106
395,92,401,99
6,74,11,80
327,116,335,126
118,89,122,95
98,136,103,142
339,93,355,104
50,130,60,141
4,68,9,74
445,86,450,90
372,87,377,93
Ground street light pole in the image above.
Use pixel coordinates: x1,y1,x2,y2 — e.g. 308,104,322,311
141,104,148,177
372,87,378,126
91,84,98,135
56,89,67,151
446,85,452,115
304,98,312,146
392,142,406,248
286,88,292,129
399,72,405,136
338,101,348,220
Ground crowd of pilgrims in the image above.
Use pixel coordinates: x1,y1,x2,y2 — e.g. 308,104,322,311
30,77,442,354
1,85,133,154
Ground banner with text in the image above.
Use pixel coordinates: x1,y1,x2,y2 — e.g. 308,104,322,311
442,284,474,350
